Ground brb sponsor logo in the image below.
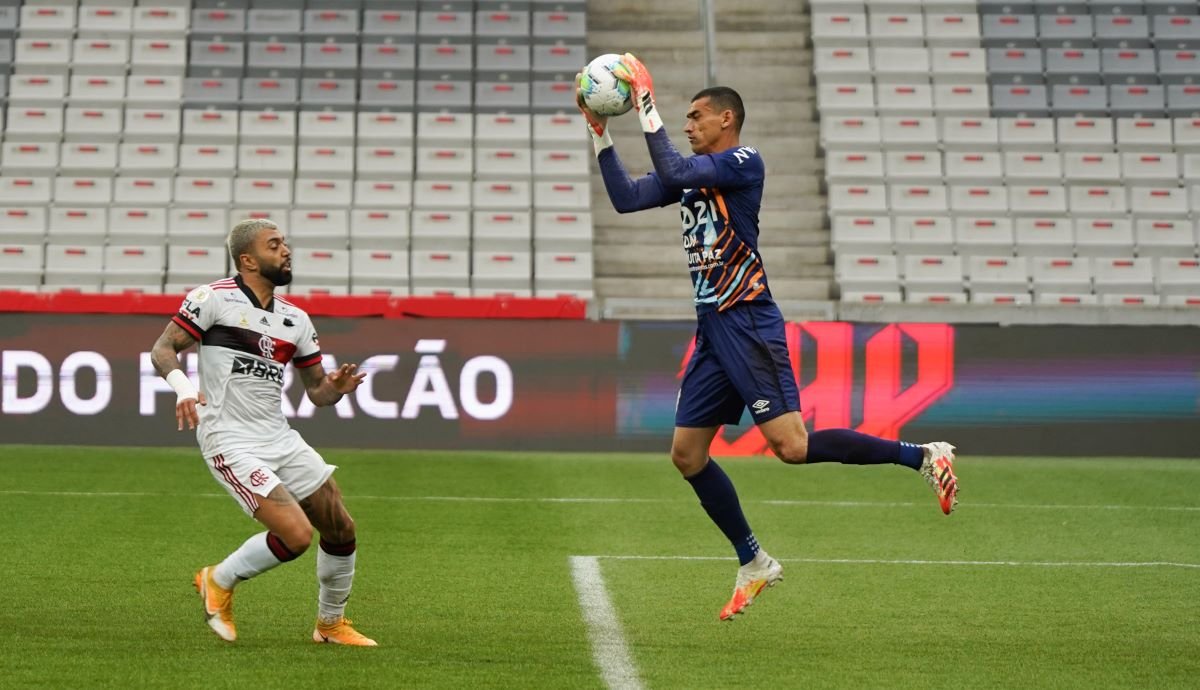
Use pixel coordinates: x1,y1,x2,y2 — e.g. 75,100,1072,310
232,355,284,383
677,323,955,454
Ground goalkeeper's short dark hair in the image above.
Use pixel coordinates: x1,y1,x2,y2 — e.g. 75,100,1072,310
691,86,745,132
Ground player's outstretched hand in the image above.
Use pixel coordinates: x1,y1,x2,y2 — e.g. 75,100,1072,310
176,390,207,432
327,363,366,394
612,53,655,109
575,71,608,137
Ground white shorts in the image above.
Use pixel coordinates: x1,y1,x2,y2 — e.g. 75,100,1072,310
204,429,336,517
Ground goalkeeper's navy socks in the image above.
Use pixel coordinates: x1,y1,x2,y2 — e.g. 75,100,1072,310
807,429,924,471
685,459,759,566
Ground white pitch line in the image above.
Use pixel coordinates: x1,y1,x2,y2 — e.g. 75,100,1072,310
569,556,644,690
594,555,1200,570
2,489,1198,513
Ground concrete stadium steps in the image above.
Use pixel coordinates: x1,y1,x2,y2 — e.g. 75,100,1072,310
587,0,829,307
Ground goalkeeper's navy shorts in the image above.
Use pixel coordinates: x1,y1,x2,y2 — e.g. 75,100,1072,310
674,301,802,428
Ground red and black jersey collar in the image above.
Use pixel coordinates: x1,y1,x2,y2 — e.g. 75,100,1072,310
234,274,274,312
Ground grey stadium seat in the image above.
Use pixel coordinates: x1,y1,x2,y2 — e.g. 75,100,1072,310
1038,14,1094,49
1100,48,1158,84
1051,84,1108,117
183,77,240,108
1153,15,1200,49
189,40,246,77
191,9,246,39
1094,15,1151,49
992,83,1050,117
1109,84,1166,118
1158,48,1200,83
1045,48,1102,85
987,48,1044,84
982,14,1038,48
1167,84,1200,116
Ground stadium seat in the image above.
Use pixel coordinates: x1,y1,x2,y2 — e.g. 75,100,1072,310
1056,117,1114,150
945,151,1003,183
930,48,988,84
903,254,964,293
1051,84,1108,117
0,207,48,244
1122,152,1180,184
1130,187,1190,216
821,116,882,149
169,208,228,246
350,248,409,290
1110,84,1167,118
0,244,43,290
993,84,1050,117
934,84,990,115
1095,15,1151,49
829,184,888,214
840,290,904,304
350,210,410,250
1063,152,1123,183
1093,257,1156,294
1029,256,1092,296
1003,151,1063,182
190,8,244,39
815,47,872,82
811,12,869,47
828,150,884,183
955,216,1016,256
290,209,349,250
103,245,165,289
881,117,939,148
819,83,875,115
1074,217,1136,257
1152,14,1200,50
1039,14,1094,48
44,244,104,291
1158,257,1200,295
1158,49,1200,85
1035,292,1100,306
108,207,168,244
48,206,106,244
1,141,58,174
941,117,1000,150
179,144,236,175
831,216,894,255
987,48,1043,83
967,255,1029,293
1136,218,1196,255
1166,85,1200,117
982,14,1038,48
1015,217,1074,255
950,184,1009,213
873,47,930,82
894,216,954,256
1045,48,1102,86
1117,117,1175,151
885,151,942,181
1009,185,1069,215
835,254,901,293
925,13,982,47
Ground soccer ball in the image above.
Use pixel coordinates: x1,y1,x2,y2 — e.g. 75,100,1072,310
580,53,634,117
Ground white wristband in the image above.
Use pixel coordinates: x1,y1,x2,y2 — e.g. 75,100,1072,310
590,128,613,156
166,369,197,402
636,94,664,133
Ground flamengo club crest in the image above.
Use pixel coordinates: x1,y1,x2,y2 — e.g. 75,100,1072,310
258,334,275,360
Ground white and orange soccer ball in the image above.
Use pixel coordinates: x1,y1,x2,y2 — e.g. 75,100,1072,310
579,53,634,117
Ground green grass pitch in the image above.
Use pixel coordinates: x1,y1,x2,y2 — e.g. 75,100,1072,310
0,446,1196,689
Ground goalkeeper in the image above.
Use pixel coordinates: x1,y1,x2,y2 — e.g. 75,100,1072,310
577,54,961,620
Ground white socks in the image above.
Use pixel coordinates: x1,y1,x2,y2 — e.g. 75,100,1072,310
316,540,357,625
212,532,295,590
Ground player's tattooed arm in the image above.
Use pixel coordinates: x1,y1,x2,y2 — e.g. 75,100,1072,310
152,322,207,431
298,362,366,407
150,321,198,377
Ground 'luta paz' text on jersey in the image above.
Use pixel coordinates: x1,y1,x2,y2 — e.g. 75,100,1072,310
679,145,773,313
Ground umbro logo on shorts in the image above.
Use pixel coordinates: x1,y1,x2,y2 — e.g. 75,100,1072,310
752,400,771,414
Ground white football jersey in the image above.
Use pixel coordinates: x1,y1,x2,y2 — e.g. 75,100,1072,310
171,275,322,453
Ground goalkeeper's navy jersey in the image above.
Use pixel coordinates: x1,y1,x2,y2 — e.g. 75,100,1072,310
679,145,772,313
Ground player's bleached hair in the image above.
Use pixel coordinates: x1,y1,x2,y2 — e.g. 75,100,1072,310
691,86,745,133
227,218,278,272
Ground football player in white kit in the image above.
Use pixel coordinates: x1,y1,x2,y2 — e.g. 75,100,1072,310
150,218,376,646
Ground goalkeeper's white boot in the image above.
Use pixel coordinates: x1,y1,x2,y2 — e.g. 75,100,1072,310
719,550,783,621
920,442,959,515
